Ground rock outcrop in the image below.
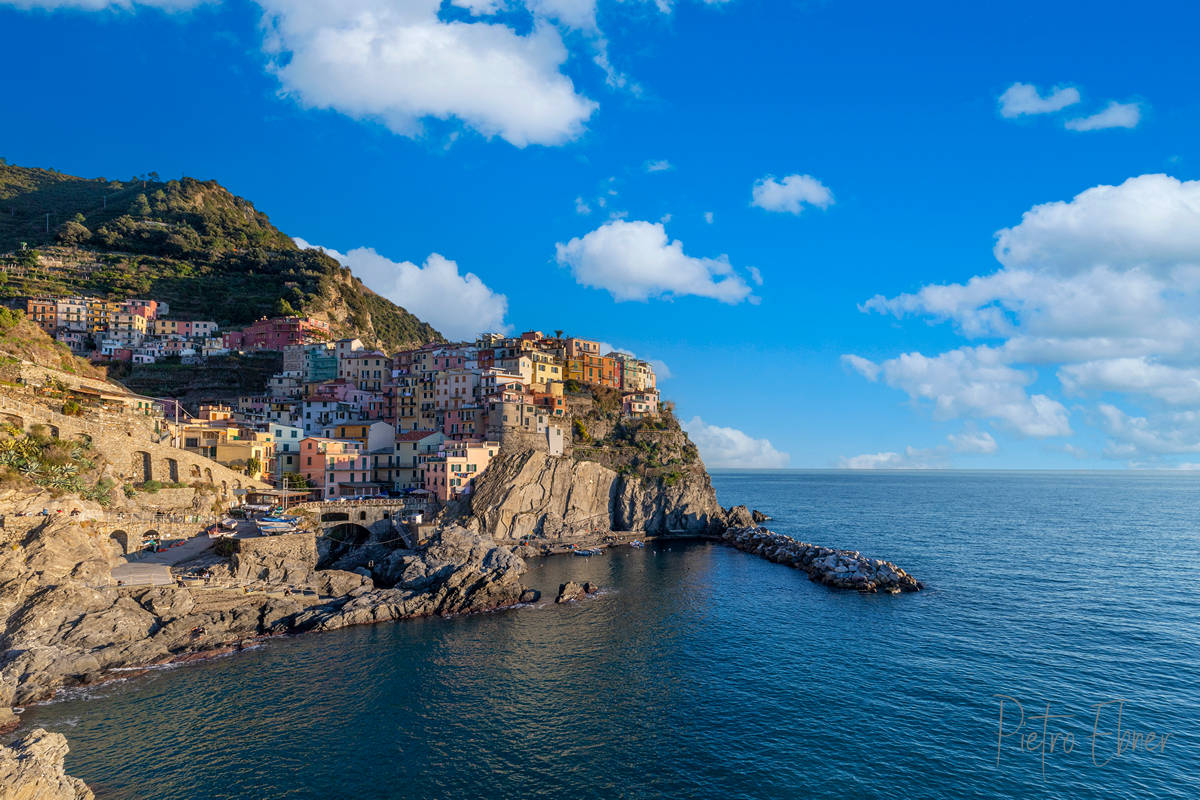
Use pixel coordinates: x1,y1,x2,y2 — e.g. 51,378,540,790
288,527,526,632
722,526,923,593
0,728,94,800
464,449,727,542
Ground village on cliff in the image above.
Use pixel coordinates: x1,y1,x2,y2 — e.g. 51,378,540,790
21,295,661,504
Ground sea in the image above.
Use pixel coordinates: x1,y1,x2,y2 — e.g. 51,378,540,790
17,470,1200,799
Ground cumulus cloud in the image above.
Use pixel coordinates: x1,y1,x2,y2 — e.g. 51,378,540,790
838,448,940,469
947,430,997,454
703,211,714,224
1,0,204,7
644,159,672,173
257,0,596,147
684,417,790,468
863,347,1071,438
6,0,742,146
294,238,508,340
555,219,756,303
840,429,996,469
751,174,834,214
850,173,1200,463
992,174,1200,274
998,82,1080,117
1059,358,1200,405
1064,101,1141,131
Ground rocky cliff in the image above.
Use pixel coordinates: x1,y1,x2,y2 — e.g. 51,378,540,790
463,448,728,542
0,728,93,800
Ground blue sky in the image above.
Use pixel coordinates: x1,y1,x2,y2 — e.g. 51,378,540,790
3,0,1200,469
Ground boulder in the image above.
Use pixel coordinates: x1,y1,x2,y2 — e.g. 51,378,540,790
556,581,586,603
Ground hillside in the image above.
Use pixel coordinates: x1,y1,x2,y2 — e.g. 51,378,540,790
0,162,442,350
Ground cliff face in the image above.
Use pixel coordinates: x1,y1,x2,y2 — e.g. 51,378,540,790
464,448,727,542
0,728,94,800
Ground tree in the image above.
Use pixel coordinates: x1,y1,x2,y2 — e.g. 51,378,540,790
282,472,311,489
130,194,150,217
56,221,91,246
274,298,298,317
246,457,261,476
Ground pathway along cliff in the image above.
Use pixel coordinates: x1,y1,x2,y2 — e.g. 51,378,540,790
0,418,921,797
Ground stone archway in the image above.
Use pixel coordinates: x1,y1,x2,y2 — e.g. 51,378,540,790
0,413,24,430
142,530,160,550
221,480,228,497
109,529,130,555
190,464,201,480
165,458,179,482
321,511,349,523
46,424,60,439
204,467,213,484
327,523,372,547
131,451,152,483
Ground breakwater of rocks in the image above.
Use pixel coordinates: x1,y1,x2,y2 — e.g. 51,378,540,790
721,526,924,593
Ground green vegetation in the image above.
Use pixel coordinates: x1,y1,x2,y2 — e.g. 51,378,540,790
282,472,311,488
0,162,443,350
0,313,104,378
0,423,114,504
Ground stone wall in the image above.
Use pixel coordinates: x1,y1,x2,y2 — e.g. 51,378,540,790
0,395,267,500
232,532,318,584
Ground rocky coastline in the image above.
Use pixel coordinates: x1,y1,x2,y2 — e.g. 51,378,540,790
0,444,924,798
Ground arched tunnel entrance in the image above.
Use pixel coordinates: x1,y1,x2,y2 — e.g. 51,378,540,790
319,523,374,568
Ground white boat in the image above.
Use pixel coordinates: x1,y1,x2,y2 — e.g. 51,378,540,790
220,518,238,530
629,540,644,548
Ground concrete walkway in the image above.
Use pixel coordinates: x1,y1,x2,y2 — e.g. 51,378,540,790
112,531,218,587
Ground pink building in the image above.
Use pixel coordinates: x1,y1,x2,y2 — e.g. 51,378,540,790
420,440,499,502
224,316,331,351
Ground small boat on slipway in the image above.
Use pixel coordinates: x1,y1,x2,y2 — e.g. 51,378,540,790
573,547,603,557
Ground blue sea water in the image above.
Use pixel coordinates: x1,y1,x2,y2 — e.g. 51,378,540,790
18,470,1200,799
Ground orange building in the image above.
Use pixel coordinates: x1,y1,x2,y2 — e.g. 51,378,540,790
25,298,57,333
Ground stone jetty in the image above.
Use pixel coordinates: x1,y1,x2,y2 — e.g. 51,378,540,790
721,526,923,593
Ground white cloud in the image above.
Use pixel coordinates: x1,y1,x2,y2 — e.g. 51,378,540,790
840,429,996,469
838,448,940,469
851,173,1200,462
998,82,1080,117
868,347,1072,438
1059,358,1200,405
294,238,508,340
1064,101,1141,132
644,159,672,173
841,354,880,381
948,430,997,454
703,211,714,224
1,0,204,7
751,174,834,214
574,196,592,215
257,0,597,147
684,416,790,468
555,219,755,303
